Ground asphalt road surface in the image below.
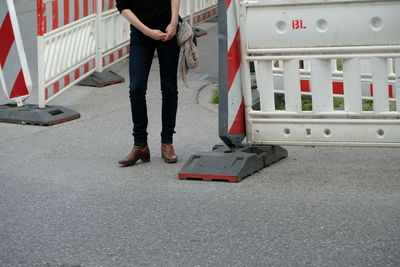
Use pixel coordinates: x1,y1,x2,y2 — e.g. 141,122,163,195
1,1,399,266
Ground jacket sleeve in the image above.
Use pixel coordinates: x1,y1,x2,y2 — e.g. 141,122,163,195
115,0,130,13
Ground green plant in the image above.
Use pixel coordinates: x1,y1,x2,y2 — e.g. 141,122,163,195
301,95,312,111
211,89,219,104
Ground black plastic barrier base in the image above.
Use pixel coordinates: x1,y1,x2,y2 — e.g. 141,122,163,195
179,144,288,183
78,71,124,87
0,103,80,126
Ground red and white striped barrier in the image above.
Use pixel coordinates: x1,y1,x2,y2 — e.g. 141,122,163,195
0,0,31,106
37,0,97,108
36,0,132,107
226,0,245,136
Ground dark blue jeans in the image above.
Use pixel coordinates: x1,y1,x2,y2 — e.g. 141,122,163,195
129,28,180,146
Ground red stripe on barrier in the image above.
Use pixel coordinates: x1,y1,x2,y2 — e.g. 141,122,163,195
37,0,45,36
110,54,115,64
9,70,29,98
84,0,89,17
102,58,105,67
84,63,89,73
118,49,123,59
229,98,245,135
332,81,344,95
52,0,58,30
108,0,113,10
102,0,105,12
64,75,70,86
227,29,241,91
300,80,310,92
369,84,394,98
64,0,70,25
74,69,80,80
93,0,97,13
53,81,60,94
45,88,49,100
226,0,232,9
0,13,14,68
74,0,79,21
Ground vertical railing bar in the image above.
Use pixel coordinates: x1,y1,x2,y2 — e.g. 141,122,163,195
343,58,362,113
310,59,333,113
256,60,275,112
372,57,389,113
283,59,301,113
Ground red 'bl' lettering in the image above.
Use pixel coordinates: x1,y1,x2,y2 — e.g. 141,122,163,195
292,19,307,30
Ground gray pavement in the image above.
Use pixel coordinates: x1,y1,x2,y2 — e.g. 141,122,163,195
1,2,400,267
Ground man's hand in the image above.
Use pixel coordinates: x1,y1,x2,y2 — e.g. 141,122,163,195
163,23,177,41
144,29,167,41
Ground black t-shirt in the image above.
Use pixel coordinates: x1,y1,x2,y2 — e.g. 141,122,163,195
116,0,172,31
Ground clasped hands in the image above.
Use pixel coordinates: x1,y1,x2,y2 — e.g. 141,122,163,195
144,23,177,41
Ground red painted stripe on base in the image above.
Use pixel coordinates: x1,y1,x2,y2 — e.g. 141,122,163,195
118,49,123,59
109,53,115,64
9,70,29,98
179,173,238,182
45,88,49,100
52,1,58,30
227,29,241,91
0,13,14,68
228,98,245,135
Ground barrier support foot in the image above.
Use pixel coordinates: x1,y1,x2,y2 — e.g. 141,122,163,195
78,71,124,87
179,144,288,183
0,103,80,126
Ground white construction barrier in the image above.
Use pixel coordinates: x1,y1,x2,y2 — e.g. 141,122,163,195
0,0,31,107
237,0,400,147
37,0,97,108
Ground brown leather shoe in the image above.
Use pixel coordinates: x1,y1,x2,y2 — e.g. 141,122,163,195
161,143,178,163
118,145,150,166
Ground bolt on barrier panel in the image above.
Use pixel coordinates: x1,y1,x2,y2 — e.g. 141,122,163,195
0,0,32,107
239,0,400,147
